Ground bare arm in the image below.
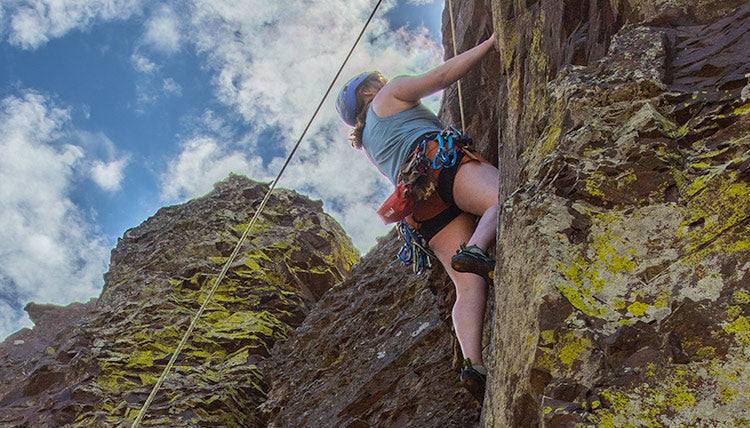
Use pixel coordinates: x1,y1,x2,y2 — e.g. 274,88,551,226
372,33,496,116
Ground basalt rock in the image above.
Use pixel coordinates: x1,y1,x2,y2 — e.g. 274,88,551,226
0,174,358,427
486,1,750,427
261,231,480,427
263,1,749,427
1,1,748,427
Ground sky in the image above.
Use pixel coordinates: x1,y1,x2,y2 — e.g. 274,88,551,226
0,0,447,340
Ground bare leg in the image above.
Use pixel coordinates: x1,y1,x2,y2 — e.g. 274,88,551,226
430,213,487,365
452,161,500,252
430,160,499,364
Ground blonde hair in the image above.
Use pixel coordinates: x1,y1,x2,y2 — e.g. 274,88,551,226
349,72,387,149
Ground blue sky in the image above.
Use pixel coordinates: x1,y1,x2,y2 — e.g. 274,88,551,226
0,0,446,340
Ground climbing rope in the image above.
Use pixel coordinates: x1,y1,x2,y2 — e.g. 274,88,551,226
447,0,466,132
130,0,384,426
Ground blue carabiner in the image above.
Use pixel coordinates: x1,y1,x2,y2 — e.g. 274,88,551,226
432,132,458,169
432,133,445,169
415,251,426,275
398,244,413,265
442,134,457,168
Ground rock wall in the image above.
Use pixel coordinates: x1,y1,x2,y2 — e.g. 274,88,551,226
261,232,480,427
0,174,358,427
485,1,750,426
263,0,749,427
0,1,747,426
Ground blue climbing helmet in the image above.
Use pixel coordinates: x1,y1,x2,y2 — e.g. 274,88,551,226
336,71,374,127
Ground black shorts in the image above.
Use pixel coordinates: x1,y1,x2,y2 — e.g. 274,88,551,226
418,150,465,243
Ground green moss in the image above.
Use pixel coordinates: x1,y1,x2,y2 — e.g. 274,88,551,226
627,301,649,317
734,291,750,305
653,289,671,309
592,223,636,274
723,315,750,346
678,173,750,257
695,346,716,360
590,349,750,427
699,146,731,160
139,373,158,386
585,171,607,198
126,350,154,368
559,334,590,369
558,212,640,321
539,96,564,158
728,305,743,319
535,330,592,375
558,284,603,317
594,382,697,427
540,329,555,345
210,310,286,339
734,102,750,116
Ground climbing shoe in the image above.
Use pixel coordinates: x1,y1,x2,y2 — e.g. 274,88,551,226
460,358,487,402
451,244,495,280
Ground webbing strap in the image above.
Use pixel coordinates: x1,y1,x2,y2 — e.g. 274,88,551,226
130,0,384,426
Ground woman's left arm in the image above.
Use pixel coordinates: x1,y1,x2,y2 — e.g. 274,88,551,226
383,33,496,104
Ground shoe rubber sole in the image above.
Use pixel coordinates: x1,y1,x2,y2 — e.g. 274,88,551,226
460,369,486,402
451,254,494,281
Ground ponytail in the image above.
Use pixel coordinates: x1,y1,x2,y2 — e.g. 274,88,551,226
348,72,387,150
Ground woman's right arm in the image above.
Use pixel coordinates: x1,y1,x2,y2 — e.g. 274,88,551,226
379,33,496,108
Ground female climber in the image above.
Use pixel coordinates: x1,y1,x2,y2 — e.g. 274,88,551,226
335,33,498,401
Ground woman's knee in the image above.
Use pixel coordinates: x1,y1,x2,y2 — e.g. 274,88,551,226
452,274,487,298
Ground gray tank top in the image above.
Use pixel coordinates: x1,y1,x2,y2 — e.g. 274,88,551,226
362,103,443,185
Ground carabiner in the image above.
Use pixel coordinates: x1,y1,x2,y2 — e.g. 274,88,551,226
398,243,413,265
432,134,445,169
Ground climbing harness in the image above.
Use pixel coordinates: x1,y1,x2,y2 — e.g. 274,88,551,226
397,220,435,275
386,126,477,274
378,127,471,225
130,0,385,426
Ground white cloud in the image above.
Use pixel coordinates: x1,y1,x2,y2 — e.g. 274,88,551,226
131,51,158,73
161,136,268,201
143,4,181,54
0,92,110,340
164,0,443,252
4,0,144,50
162,77,182,96
406,0,436,5
91,158,128,192
4,0,444,252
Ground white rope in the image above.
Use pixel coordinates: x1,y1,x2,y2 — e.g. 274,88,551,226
447,0,467,132
130,0,385,425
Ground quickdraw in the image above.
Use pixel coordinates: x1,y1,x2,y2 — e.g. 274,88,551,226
396,220,435,275
432,132,457,169
431,126,471,170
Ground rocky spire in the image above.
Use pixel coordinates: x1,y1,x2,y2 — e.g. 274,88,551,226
0,174,358,427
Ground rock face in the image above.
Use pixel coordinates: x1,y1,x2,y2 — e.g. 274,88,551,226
261,232,481,427
264,1,749,427
0,174,358,427
486,1,750,426
1,1,748,426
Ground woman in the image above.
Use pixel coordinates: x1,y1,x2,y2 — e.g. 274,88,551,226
336,34,498,401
